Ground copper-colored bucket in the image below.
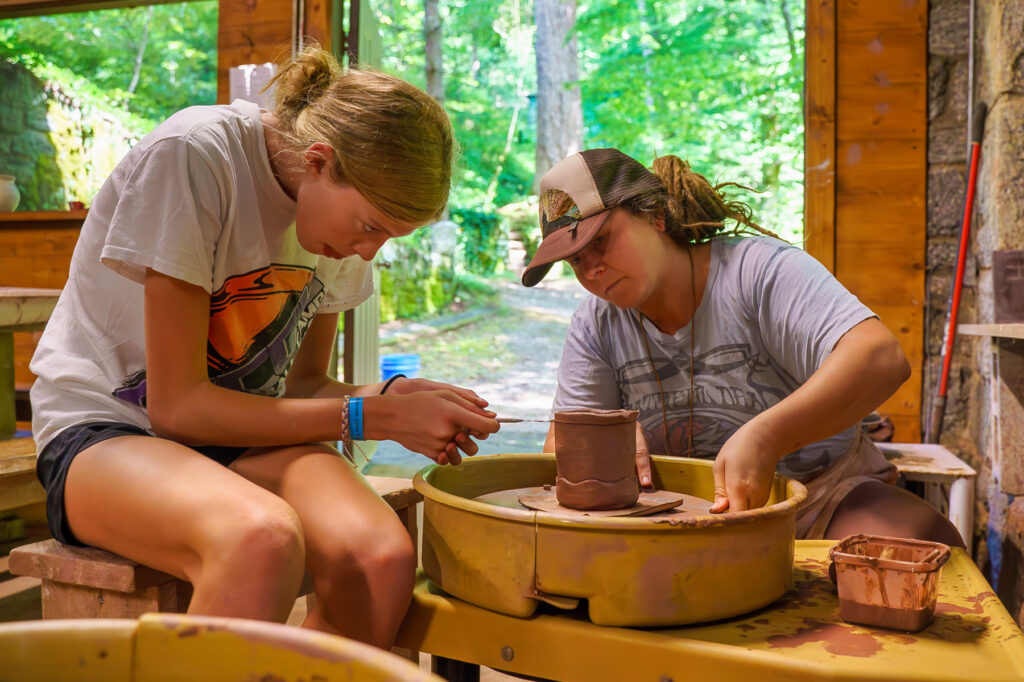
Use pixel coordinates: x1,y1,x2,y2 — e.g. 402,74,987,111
415,453,807,627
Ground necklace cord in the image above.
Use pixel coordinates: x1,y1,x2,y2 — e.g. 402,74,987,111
634,246,698,457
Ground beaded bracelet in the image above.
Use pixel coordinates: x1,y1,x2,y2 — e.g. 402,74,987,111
341,395,351,442
349,396,364,441
380,373,407,395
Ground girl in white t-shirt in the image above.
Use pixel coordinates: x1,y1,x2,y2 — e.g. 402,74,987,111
29,44,497,648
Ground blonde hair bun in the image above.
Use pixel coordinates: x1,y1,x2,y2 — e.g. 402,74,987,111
270,46,341,130
264,42,454,225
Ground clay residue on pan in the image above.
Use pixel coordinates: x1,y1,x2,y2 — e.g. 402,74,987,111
473,487,537,509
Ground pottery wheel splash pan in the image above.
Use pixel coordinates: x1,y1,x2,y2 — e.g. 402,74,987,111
414,454,807,627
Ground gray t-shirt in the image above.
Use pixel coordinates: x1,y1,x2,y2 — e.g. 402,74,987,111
552,236,876,482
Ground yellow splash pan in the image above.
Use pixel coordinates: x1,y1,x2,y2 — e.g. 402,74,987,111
415,453,807,627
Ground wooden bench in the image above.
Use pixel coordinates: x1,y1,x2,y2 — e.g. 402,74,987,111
8,475,421,620
881,442,977,555
0,437,45,513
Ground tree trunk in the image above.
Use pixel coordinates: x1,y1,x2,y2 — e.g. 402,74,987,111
424,0,443,102
534,0,582,192
127,5,155,95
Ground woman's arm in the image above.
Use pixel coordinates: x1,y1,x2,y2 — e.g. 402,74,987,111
144,269,497,456
711,317,910,512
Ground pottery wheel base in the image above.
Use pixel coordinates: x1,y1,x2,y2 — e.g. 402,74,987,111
517,487,709,518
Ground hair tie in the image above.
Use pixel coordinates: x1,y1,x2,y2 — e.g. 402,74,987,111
380,373,407,395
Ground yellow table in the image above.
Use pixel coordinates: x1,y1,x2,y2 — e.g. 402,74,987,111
396,540,1024,682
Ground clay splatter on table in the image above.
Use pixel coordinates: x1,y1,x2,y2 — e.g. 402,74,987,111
766,618,885,657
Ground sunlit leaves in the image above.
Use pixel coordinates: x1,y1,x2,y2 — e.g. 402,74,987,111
0,1,217,128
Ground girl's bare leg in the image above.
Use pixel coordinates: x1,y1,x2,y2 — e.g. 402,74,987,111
824,480,966,548
64,436,306,621
230,444,416,648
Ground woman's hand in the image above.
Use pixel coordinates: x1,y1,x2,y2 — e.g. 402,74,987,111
365,389,498,465
710,420,785,513
635,422,654,490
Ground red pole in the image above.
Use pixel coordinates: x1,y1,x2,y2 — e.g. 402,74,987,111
926,104,987,443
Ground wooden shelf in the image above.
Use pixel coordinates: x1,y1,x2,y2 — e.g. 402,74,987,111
0,210,88,232
958,324,1024,340
0,210,87,222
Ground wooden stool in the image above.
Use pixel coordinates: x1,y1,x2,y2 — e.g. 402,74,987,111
9,475,421,619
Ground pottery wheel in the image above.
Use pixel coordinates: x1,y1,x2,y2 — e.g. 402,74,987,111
516,487,711,518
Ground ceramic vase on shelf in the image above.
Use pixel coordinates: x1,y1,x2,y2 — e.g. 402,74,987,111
0,175,20,212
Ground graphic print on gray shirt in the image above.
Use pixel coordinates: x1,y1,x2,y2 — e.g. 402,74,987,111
552,236,877,482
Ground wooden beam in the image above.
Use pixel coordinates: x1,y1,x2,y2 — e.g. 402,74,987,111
833,0,928,441
804,0,836,273
0,0,187,20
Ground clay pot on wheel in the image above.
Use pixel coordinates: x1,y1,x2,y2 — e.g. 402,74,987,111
554,408,640,510
0,176,20,212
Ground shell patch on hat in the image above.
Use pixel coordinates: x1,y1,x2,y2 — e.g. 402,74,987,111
540,189,583,237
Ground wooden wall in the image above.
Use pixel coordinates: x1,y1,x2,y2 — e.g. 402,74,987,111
805,0,928,442
0,213,83,386
216,0,334,104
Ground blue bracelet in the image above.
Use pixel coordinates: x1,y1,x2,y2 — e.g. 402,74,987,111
349,397,364,441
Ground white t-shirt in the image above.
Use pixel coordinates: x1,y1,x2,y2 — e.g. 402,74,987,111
30,100,372,452
553,236,877,482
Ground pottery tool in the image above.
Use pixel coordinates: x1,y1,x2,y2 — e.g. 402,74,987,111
497,417,552,424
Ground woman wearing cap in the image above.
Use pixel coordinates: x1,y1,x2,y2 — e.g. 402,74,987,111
524,148,962,545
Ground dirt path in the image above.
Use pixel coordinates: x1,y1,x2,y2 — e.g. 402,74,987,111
363,276,587,477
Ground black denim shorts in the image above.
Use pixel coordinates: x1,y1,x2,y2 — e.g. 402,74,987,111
36,421,249,546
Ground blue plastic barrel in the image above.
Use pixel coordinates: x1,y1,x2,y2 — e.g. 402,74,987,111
380,353,420,381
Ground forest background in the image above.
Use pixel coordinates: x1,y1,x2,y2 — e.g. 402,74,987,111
0,0,805,321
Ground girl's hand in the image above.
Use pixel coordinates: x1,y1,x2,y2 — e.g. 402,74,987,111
369,390,497,465
385,376,489,410
635,422,654,490
385,377,493,464
710,421,785,513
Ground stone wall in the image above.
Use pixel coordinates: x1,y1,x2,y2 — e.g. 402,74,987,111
0,61,64,210
0,60,139,211
927,0,1024,624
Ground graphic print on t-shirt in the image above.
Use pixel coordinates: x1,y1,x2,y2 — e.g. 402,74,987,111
113,264,326,406
617,343,807,462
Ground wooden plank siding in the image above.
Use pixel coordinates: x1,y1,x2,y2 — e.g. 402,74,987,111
216,0,335,104
804,0,837,272
834,0,927,441
0,214,82,388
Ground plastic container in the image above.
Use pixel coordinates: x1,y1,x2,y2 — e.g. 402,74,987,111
829,534,951,632
380,353,420,381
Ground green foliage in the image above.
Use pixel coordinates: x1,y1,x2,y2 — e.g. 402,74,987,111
576,0,805,241
377,225,460,322
450,208,506,276
375,0,537,210
0,1,217,125
375,0,805,245
498,198,541,260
